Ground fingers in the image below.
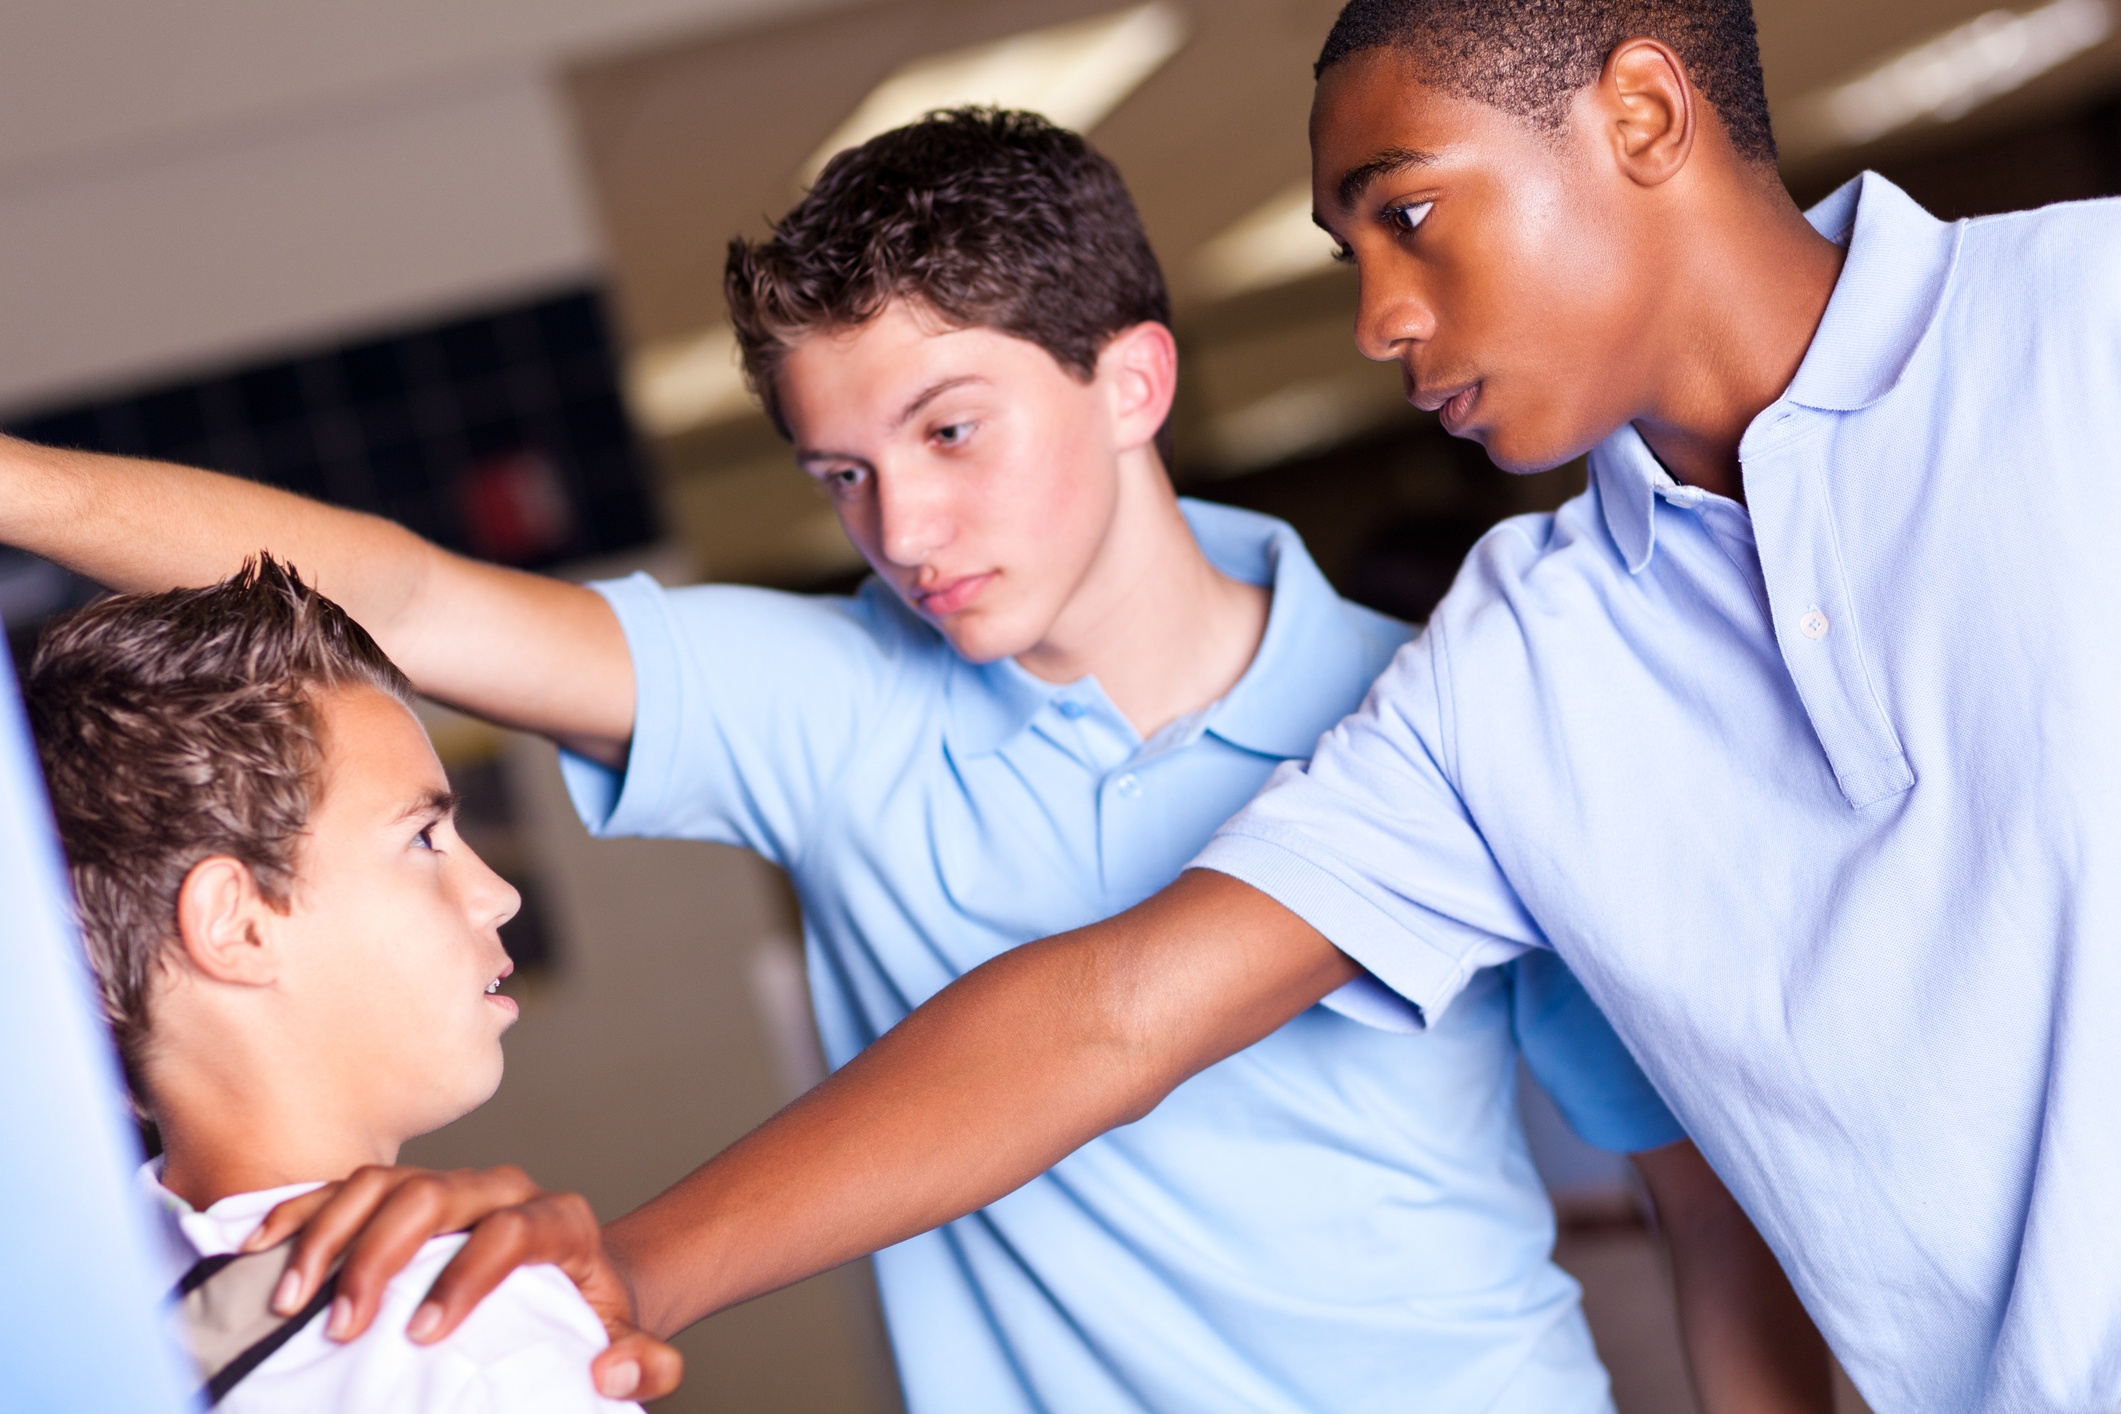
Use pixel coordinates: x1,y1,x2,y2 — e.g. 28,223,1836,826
403,1191,601,1346
244,1184,339,1255
327,1166,541,1342
593,1329,684,1402
271,1167,411,1318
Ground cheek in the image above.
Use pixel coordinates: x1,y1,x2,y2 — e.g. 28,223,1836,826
999,400,1115,551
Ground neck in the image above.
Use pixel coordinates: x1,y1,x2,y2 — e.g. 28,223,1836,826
148,1007,400,1210
1630,169,1847,500
1016,451,1270,738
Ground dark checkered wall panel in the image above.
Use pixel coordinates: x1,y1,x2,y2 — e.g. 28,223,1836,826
4,288,658,570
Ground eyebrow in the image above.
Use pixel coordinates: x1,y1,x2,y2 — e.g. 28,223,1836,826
892,374,986,430
1333,146,1439,212
393,788,459,825
794,374,991,466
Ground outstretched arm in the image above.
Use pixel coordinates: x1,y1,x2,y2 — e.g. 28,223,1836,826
249,869,1343,1388
605,868,1355,1332
1634,1140,1834,1414
0,435,633,762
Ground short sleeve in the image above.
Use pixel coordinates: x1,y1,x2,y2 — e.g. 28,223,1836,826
558,573,911,868
1192,629,1544,1024
1506,949,1684,1155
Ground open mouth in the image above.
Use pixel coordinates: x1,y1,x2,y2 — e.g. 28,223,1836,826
484,961,516,1007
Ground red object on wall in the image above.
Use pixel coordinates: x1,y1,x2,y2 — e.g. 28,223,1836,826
459,449,574,565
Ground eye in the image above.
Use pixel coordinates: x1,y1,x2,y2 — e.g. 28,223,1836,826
816,463,869,497
1383,200,1434,237
1330,244,1356,265
413,824,438,851
930,420,975,449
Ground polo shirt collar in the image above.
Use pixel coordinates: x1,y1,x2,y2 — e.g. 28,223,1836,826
1784,172,1960,412
945,499,1370,760
1202,503,1378,759
1595,171,1961,573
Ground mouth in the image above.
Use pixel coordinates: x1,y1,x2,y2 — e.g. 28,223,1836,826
1412,380,1481,435
484,962,518,1018
912,571,996,618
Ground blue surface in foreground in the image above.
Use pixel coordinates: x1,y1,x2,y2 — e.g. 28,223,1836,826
0,644,193,1412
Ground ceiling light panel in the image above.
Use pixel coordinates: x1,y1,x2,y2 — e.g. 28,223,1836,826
1783,0,2112,156
625,323,754,438
1191,182,1343,301
797,2,1187,186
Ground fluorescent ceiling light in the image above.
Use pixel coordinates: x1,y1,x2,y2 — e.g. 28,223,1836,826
1784,0,2112,155
1192,182,1342,301
797,2,1186,186
1204,369,1404,476
624,323,756,438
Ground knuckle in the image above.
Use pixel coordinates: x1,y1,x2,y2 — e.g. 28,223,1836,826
481,1207,532,1242
489,1164,535,1197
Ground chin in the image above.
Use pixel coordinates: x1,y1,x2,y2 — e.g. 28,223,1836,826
937,610,1044,666
1477,421,1604,477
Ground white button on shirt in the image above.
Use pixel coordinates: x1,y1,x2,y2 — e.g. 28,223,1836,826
1199,174,2121,1413
142,1166,641,1414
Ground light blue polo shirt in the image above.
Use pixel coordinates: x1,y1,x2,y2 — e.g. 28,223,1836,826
1198,175,2121,1414
565,499,1683,1413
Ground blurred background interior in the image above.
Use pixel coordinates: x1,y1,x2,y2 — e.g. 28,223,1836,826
6,0,2120,1407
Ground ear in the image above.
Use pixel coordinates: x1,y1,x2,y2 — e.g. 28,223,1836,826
174,857,282,986
1097,322,1179,458
1595,38,1696,188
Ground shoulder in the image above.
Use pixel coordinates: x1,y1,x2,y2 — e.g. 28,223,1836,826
1431,501,1607,634
600,571,946,686
1959,193,2121,259
1955,197,2121,319
423,1244,609,1370
227,1237,635,1414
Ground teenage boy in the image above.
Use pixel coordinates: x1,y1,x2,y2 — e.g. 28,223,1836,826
0,113,1823,1411
302,4,2121,1412
23,559,650,1411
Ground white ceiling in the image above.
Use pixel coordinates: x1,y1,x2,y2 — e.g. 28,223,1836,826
0,0,872,413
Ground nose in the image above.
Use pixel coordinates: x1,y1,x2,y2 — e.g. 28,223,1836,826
1353,267,1435,364
460,846,521,936
875,463,955,569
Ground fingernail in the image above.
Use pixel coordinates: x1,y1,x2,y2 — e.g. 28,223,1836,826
240,1228,271,1253
406,1303,443,1343
271,1270,303,1315
598,1361,641,1399
326,1296,354,1341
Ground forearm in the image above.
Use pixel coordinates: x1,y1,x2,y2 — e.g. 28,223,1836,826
0,435,632,753
1635,1141,1833,1414
605,870,1353,1336
1,433,434,627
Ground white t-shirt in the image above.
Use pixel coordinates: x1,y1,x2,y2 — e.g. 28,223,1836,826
141,1164,643,1414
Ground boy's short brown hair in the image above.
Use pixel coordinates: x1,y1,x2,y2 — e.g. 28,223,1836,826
726,107,1174,453
25,556,412,1101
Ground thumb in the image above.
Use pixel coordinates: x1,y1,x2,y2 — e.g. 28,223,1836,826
593,1327,683,1402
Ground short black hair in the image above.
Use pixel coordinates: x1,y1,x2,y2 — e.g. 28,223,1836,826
1316,0,1777,165
726,107,1174,458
